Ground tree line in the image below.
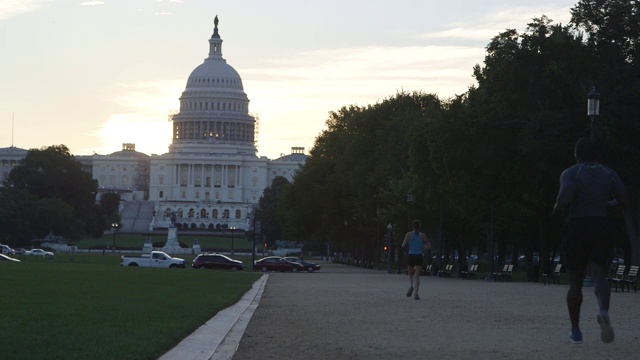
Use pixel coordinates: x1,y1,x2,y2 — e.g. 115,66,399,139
0,145,120,247
257,0,640,276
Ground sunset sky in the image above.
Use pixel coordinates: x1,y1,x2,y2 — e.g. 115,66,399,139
0,0,575,159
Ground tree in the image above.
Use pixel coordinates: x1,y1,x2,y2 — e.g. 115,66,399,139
7,145,105,240
256,176,291,246
571,0,640,264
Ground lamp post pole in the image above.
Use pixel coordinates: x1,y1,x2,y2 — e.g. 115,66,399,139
111,222,118,252
230,226,236,256
250,213,256,267
587,87,600,140
387,223,393,274
398,191,413,274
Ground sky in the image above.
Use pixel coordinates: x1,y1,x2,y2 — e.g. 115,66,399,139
0,0,577,159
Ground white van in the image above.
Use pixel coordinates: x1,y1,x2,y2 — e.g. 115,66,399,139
1,244,15,255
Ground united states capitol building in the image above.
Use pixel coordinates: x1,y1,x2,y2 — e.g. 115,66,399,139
0,17,306,233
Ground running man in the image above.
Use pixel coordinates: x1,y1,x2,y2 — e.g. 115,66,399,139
402,219,430,300
552,137,632,344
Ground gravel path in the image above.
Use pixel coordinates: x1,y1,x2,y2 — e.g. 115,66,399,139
231,262,640,360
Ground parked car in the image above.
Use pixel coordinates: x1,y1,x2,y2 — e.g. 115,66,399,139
284,257,320,272
192,253,245,270
120,251,185,268
253,256,305,272
0,253,20,262
25,248,54,258
14,248,27,255
1,244,15,255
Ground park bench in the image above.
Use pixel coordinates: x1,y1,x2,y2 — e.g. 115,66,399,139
461,264,478,279
495,264,513,282
493,265,508,281
421,264,432,276
607,265,626,292
542,264,562,285
621,265,639,293
438,264,453,277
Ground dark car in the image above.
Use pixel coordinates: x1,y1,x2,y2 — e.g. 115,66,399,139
254,256,305,272
284,257,320,272
192,253,245,270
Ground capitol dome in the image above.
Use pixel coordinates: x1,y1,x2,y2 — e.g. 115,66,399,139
169,16,256,155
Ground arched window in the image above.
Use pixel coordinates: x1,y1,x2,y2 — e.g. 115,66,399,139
212,209,218,219
188,208,195,218
235,210,241,219
200,209,207,218
223,209,230,219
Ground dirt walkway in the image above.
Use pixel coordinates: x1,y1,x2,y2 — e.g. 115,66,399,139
231,263,640,360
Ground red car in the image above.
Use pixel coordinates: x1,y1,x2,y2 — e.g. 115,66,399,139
253,256,305,272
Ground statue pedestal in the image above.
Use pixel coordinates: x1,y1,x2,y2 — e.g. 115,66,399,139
192,239,201,255
142,238,153,253
162,227,182,254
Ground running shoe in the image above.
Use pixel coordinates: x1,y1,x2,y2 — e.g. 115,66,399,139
406,286,413,297
569,329,583,344
414,294,420,300
597,313,615,343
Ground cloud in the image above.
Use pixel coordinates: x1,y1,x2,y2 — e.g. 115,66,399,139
79,1,104,6
0,0,52,20
421,5,573,43
88,80,182,155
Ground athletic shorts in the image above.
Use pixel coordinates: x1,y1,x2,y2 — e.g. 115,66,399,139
562,217,611,272
407,254,424,267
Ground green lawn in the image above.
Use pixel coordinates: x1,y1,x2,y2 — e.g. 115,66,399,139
0,255,261,360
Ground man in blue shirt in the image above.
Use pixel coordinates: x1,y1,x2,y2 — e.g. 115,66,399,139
553,137,631,345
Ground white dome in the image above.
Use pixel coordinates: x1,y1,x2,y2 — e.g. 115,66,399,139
169,16,256,156
186,60,244,90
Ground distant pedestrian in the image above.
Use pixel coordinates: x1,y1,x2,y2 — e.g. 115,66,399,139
552,137,633,344
402,219,431,300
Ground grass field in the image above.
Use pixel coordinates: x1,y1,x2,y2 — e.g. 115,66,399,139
0,254,261,360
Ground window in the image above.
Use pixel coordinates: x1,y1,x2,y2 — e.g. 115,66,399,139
223,209,230,218
159,175,164,185
213,209,218,219
235,210,241,219
159,191,164,198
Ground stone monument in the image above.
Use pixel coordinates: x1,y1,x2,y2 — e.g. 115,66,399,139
162,226,182,254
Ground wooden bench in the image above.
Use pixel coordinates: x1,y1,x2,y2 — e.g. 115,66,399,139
542,264,562,285
461,264,478,279
501,264,514,281
493,265,508,281
621,265,639,293
607,265,626,292
438,264,453,277
421,264,432,276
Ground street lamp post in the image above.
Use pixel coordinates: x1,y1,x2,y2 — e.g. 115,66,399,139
111,222,119,252
386,223,393,274
406,191,414,231
230,226,236,256
587,87,600,140
398,191,413,274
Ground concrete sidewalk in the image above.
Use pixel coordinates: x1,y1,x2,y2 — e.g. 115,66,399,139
159,274,268,360
164,263,640,360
